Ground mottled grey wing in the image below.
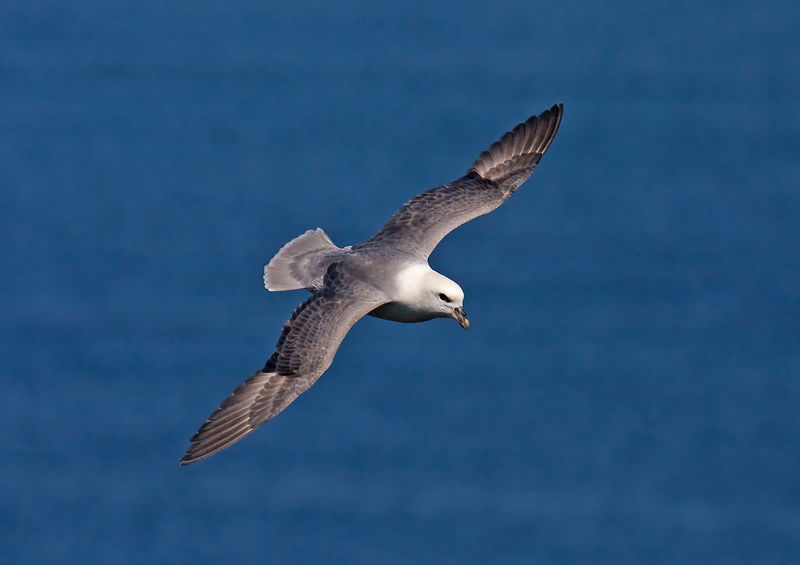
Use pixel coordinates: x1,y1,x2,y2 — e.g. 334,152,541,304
181,264,387,465
367,104,563,258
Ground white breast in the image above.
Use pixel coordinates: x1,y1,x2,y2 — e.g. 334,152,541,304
368,301,436,323
367,263,436,323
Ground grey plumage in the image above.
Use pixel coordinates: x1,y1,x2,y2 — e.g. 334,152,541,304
182,264,387,464
181,103,563,465
263,227,340,291
366,104,562,257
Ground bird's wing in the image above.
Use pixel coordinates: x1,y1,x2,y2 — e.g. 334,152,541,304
181,264,387,465
367,104,563,258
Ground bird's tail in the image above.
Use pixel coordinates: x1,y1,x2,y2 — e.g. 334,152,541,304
263,228,339,291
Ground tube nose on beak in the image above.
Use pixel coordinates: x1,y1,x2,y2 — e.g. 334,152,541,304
452,306,469,329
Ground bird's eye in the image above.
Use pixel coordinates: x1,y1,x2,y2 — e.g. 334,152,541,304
438,293,449,302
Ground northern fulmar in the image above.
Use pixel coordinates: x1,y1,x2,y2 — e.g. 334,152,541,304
181,104,563,464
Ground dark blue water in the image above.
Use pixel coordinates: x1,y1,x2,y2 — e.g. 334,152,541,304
2,1,799,563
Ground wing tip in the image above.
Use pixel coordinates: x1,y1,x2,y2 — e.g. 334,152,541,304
468,103,564,182
180,444,207,466
180,423,256,466
179,444,230,466
179,370,275,466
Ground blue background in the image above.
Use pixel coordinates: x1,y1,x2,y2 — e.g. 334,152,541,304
2,1,799,563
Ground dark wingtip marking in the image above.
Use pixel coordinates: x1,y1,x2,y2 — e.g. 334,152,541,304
468,103,563,183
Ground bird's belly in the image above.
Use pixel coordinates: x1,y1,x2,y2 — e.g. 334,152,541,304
369,302,435,323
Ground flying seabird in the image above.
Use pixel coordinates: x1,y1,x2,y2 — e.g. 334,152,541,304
181,103,563,465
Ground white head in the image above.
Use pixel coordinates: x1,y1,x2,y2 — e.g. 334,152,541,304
419,270,469,328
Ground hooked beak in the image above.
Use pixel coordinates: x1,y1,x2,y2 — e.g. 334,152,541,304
452,306,469,329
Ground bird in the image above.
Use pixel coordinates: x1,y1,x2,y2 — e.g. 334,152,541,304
181,103,563,465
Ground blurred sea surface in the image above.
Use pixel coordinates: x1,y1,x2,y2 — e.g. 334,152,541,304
1,1,798,563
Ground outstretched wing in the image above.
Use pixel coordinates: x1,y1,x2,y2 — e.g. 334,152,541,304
181,264,387,465
367,104,563,258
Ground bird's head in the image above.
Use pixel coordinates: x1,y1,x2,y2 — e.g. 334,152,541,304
423,271,469,329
